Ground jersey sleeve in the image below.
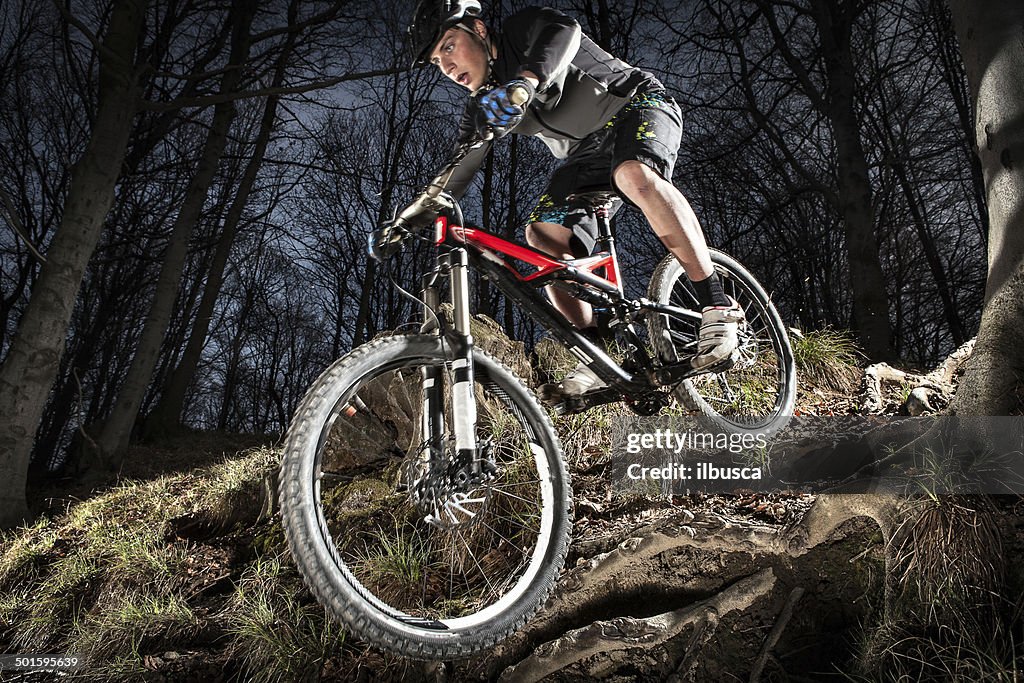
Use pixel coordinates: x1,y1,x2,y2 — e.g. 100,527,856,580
503,6,582,90
441,103,492,200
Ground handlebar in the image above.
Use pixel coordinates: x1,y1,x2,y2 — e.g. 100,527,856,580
369,83,532,261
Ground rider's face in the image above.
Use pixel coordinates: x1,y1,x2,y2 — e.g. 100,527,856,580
430,22,489,92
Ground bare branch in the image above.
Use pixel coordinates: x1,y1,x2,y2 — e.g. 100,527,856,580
0,187,46,264
138,67,405,111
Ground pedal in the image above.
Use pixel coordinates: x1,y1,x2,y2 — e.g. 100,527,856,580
537,382,564,405
553,396,587,416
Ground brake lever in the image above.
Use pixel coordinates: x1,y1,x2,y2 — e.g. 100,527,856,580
368,219,408,261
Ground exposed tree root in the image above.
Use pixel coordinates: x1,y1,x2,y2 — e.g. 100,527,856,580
523,513,783,636
862,339,975,414
793,493,900,614
749,586,804,683
794,494,898,551
666,609,718,682
499,569,776,683
473,494,900,680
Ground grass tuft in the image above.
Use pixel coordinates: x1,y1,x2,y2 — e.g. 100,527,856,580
853,620,1023,682
790,327,862,391
854,494,1018,681
352,525,429,606
226,554,346,683
893,496,1003,624
0,444,282,680
0,517,59,589
69,591,200,667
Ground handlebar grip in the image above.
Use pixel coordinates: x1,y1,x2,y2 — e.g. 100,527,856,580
369,220,408,261
508,84,531,107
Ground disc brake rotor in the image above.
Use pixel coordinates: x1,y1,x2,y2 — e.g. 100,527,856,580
406,442,495,530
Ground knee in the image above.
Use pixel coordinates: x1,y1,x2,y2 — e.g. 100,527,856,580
614,161,664,200
525,221,569,254
524,222,545,249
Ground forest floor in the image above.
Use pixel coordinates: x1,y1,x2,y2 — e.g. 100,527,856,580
3,327,1023,682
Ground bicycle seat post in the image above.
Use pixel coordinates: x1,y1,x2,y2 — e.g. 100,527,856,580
567,191,622,292
593,198,623,296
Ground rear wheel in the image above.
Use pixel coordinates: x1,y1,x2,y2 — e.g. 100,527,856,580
279,334,571,658
646,250,795,436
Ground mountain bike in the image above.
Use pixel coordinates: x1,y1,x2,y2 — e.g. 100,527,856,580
279,123,796,659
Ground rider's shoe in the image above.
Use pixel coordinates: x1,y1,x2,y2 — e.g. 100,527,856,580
538,323,612,402
559,363,607,395
691,298,745,371
538,363,607,404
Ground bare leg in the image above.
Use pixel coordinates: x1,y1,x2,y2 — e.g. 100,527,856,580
612,160,714,281
524,221,594,328
614,160,744,370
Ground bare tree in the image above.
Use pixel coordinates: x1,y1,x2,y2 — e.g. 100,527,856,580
0,0,145,527
144,7,301,436
948,1,1024,415
856,0,984,357
651,0,987,362
94,1,260,458
684,0,894,357
0,0,405,524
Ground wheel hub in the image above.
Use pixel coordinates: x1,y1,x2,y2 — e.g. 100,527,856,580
406,442,496,529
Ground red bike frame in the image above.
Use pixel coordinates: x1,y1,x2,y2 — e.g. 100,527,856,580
433,215,624,295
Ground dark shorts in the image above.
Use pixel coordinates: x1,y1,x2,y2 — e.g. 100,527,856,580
526,91,683,256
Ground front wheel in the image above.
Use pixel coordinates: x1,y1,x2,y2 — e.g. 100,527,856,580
646,250,796,436
279,334,571,659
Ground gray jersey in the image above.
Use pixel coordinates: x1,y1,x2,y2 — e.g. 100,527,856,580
444,6,662,198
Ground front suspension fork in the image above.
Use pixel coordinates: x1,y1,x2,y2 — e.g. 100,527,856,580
419,249,479,475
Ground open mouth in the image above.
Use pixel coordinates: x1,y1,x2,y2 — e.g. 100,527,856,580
457,72,469,86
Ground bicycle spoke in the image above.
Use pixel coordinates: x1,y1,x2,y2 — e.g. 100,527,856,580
715,374,737,402
452,524,497,597
746,309,765,330
489,486,540,507
671,286,701,310
647,253,795,431
496,514,541,535
487,478,542,488
478,519,520,551
281,336,569,645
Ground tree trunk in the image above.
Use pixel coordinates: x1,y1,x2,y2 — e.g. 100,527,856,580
146,0,302,435
947,0,1024,415
929,0,990,248
0,0,144,528
810,0,895,361
146,59,292,436
477,147,495,318
505,136,520,336
893,161,967,345
0,190,41,355
95,1,258,459
218,272,260,431
352,246,379,347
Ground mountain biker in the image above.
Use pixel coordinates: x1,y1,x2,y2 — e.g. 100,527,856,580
398,0,744,397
